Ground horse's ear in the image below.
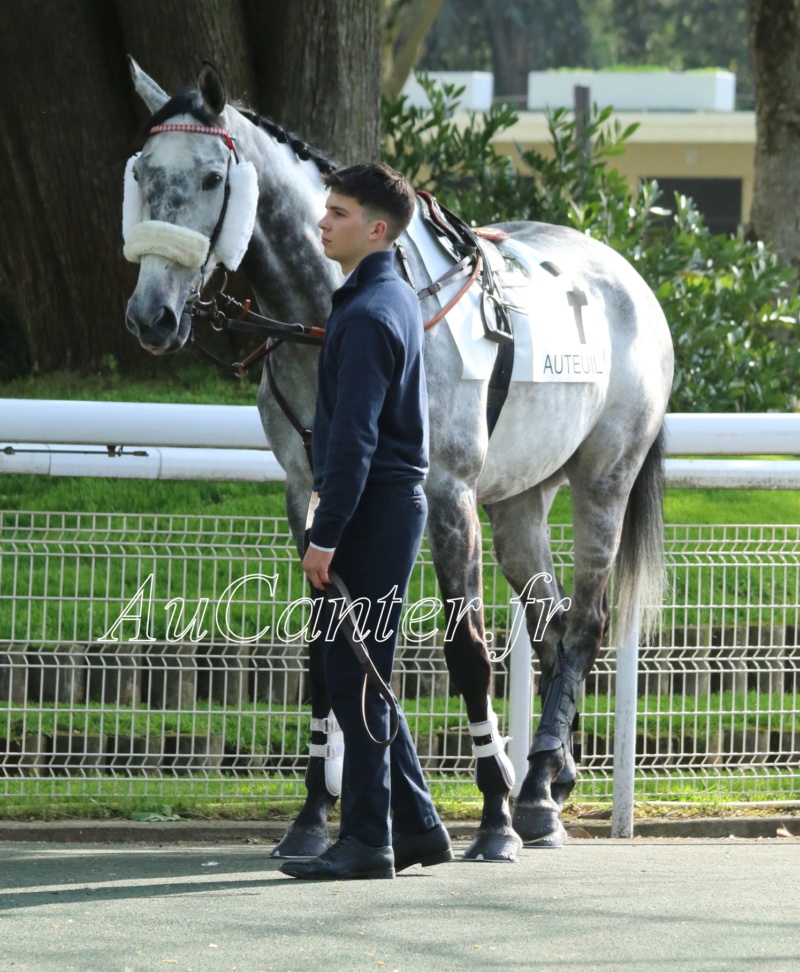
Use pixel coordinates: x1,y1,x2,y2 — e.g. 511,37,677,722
198,60,227,118
128,56,169,113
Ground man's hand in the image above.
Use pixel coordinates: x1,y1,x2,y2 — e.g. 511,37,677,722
302,545,334,591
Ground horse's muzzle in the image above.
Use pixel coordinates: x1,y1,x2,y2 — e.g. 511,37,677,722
125,304,186,354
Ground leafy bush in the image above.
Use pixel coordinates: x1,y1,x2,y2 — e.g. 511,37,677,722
382,76,800,413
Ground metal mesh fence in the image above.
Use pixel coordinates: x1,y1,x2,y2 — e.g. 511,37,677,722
1,511,798,803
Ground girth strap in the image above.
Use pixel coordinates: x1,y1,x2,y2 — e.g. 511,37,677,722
486,334,514,437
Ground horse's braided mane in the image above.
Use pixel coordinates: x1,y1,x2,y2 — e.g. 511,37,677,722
238,107,337,176
134,87,337,175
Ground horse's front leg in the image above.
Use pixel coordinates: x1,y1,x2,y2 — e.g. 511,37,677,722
270,478,340,859
426,472,522,863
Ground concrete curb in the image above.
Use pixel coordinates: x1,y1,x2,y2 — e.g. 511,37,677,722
569,814,800,840
0,815,797,844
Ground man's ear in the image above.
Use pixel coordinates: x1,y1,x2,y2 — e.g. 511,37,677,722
369,219,390,243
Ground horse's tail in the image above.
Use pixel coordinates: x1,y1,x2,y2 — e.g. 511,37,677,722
615,424,667,647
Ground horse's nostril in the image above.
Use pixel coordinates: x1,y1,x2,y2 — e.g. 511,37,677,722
152,305,178,333
126,304,179,349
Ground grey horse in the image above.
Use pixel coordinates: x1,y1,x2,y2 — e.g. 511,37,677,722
123,60,674,862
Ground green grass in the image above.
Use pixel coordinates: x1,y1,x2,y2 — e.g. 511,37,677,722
664,488,800,525
1,699,307,755
1,771,796,822
1,358,259,406
3,690,794,756
579,690,799,744
571,768,800,802
0,477,287,518
2,687,797,817
3,475,799,526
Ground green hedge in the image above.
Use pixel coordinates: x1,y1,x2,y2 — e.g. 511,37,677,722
382,75,800,413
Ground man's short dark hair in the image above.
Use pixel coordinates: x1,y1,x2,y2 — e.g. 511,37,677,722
323,163,416,242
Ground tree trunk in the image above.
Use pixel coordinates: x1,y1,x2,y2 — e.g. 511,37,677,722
747,0,800,265
0,0,137,372
0,0,381,373
114,0,256,107
382,0,447,97
482,0,529,101
483,0,591,102
244,0,381,165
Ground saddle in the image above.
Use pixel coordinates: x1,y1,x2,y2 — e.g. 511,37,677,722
415,191,513,345
412,192,515,436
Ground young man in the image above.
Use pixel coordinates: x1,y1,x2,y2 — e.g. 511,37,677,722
279,163,453,881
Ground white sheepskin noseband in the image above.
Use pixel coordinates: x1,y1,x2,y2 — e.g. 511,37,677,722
124,220,210,267
121,137,259,271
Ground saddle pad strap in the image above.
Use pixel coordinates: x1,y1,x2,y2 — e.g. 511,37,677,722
416,256,474,301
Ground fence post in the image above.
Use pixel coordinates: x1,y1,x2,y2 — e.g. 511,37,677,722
611,595,641,837
507,600,532,797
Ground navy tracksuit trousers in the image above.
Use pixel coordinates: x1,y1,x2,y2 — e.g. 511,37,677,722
318,481,441,848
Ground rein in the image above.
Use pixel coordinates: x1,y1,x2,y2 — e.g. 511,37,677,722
187,249,480,378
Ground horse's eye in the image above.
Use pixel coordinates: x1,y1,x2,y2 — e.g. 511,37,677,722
203,172,224,191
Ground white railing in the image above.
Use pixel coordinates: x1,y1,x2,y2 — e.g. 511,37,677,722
1,401,798,833
2,402,800,486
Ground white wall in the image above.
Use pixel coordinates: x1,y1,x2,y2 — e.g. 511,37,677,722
527,70,736,112
400,72,494,112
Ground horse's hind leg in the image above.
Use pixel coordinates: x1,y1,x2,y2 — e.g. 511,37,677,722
426,473,521,863
512,437,660,846
485,478,573,848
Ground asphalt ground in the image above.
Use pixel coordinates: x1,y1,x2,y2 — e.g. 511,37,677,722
1,837,799,972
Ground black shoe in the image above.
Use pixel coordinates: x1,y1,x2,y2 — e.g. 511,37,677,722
392,823,454,873
279,836,395,880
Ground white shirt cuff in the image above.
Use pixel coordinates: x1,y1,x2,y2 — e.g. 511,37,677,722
309,542,336,553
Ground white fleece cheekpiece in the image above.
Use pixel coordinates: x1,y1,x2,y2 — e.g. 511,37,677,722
209,161,259,270
121,150,259,271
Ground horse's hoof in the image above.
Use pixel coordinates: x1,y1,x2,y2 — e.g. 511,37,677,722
269,824,332,860
522,821,567,848
462,827,522,863
512,802,565,847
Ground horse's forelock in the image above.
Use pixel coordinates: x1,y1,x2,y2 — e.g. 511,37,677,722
133,88,217,151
